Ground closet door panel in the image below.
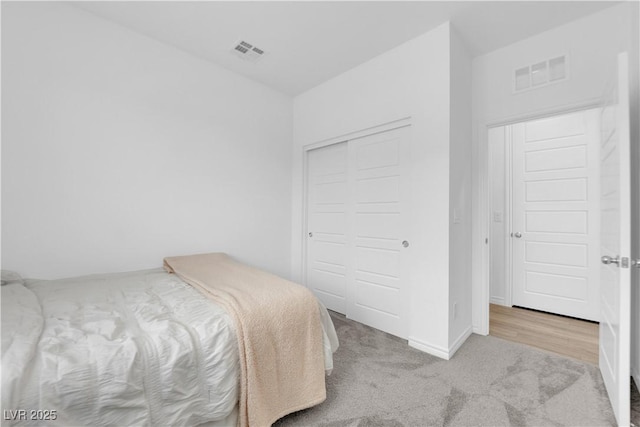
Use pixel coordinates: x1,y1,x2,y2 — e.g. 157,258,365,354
306,142,348,314
349,126,410,338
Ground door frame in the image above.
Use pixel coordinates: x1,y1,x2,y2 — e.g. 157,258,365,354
474,99,602,335
301,117,412,291
487,125,514,308
489,108,601,320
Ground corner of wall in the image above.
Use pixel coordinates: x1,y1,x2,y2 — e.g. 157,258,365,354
408,336,452,360
409,324,472,360
448,23,474,346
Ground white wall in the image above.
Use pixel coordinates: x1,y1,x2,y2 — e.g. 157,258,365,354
1,3,293,279
448,26,473,349
471,3,639,334
292,23,456,357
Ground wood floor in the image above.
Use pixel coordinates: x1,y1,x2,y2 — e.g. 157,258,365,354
489,303,599,365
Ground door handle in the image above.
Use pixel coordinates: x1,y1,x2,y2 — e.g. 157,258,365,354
601,255,620,266
402,240,409,248
512,232,522,238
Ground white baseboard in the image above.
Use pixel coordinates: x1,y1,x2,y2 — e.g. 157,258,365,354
490,296,505,305
409,337,451,360
472,325,488,336
409,326,473,360
449,326,473,358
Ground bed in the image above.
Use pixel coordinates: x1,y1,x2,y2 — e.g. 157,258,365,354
2,253,338,426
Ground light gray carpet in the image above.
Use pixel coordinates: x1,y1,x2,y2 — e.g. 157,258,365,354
275,312,615,427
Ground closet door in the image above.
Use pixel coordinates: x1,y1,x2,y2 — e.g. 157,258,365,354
306,142,349,313
348,126,410,338
305,125,410,338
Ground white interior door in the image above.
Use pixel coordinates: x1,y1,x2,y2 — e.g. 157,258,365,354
348,126,410,338
511,109,601,321
306,142,349,313
599,52,631,427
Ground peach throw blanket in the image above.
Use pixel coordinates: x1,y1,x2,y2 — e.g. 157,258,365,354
163,253,326,427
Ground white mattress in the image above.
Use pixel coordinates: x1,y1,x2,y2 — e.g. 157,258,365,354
2,269,242,426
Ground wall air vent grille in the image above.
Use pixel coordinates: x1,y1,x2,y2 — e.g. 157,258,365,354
231,40,265,63
514,54,568,93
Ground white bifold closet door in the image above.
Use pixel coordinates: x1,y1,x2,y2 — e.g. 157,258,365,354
306,125,410,338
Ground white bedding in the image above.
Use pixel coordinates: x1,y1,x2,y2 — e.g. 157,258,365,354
1,269,337,426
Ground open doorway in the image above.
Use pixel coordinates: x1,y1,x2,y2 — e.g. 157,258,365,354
486,108,601,362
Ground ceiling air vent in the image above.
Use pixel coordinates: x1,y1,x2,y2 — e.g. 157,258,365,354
231,40,265,63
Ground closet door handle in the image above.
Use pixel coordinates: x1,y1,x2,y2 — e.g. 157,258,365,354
402,240,409,248
512,232,522,238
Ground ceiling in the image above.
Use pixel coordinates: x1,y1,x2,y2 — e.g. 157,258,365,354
73,1,618,96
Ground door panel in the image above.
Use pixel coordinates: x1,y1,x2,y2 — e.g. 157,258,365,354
349,126,409,338
525,210,587,234
525,144,587,171
524,271,587,300
512,108,601,321
355,212,401,239
598,52,630,426
524,113,585,141
306,142,348,313
525,241,587,266
525,178,587,201
355,176,400,202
